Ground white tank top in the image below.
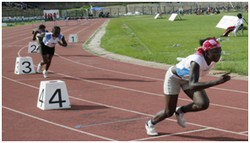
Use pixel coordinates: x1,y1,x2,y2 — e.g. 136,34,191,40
43,32,63,48
175,54,215,80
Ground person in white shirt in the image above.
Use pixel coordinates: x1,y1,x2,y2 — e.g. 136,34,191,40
145,37,231,136
221,13,244,37
37,26,67,78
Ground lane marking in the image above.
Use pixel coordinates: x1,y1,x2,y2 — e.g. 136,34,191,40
14,46,248,111
4,70,248,112
69,96,248,137
2,106,115,141
56,73,248,112
135,127,211,141
3,76,248,138
18,45,28,57
238,131,248,134
74,117,149,129
56,53,248,95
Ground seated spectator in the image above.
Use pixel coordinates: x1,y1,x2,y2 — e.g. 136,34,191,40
104,12,109,18
98,11,104,18
221,13,244,37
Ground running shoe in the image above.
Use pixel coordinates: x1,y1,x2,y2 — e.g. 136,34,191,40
37,63,42,73
145,120,158,136
43,70,48,78
175,106,186,128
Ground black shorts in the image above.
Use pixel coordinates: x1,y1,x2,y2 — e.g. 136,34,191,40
41,43,55,55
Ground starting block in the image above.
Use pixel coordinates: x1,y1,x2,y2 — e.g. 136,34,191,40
37,80,71,110
68,34,78,43
14,56,35,74
28,41,40,53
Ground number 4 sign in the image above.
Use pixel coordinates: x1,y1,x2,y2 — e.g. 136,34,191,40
68,34,78,43
37,80,71,110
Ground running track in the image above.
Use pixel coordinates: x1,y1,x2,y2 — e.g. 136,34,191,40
2,19,248,141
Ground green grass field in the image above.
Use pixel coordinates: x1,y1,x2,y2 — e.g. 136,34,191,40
101,12,248,75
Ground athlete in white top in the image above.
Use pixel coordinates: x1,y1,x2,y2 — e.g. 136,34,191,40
221,13,244,37
145,37,231,136
175,54,215,80
37,26,67,78
43,32,64,48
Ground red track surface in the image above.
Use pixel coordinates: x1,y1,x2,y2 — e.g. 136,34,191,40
2,19,248,141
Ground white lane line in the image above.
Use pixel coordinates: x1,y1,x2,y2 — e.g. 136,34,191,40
74,117,149,129
18,45,28,57
56,53,161,81
69,96,248,137
238,131,248,134
4,69,248,112
56,53,248,95
56,73,248,112
3,76,248,138
211,87,248,94
2,106,115,141
134,127,211,141
21,58,249,112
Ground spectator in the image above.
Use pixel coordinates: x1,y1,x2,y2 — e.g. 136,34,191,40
221,13,244,37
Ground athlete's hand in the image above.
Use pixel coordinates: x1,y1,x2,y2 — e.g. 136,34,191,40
58,41,67,47
217,72,231,84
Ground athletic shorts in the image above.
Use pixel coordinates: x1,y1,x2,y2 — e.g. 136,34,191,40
41,43,55,55
163,66,189,95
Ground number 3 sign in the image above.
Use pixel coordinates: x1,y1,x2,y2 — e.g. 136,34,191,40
14,57,35,74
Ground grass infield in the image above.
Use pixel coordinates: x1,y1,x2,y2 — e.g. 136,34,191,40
101,12,248,75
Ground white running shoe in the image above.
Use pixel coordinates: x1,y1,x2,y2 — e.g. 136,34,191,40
145,120,158,136
37,63,42,73
43,70,48,78
175,107,186,128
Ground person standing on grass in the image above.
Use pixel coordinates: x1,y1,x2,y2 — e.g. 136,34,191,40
145,37,231,136
37,26,67,78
